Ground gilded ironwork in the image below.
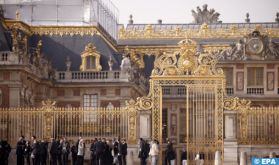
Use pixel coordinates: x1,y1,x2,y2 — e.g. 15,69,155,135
118,25,279,40
125,38,225,164
41,99,56,139
0,105,132,146
224,97,251,111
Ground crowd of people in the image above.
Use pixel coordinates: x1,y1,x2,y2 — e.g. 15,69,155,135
1,136,201,165
12,135,128,165
138,138,177,165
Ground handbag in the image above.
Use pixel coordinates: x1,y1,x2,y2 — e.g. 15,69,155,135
113,156,119,164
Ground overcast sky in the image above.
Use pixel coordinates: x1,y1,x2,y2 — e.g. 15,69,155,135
113,0,279,24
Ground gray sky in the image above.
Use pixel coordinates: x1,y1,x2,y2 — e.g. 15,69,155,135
114,0,279,24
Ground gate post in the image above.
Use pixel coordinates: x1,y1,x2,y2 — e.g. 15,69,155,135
126,99,137,144
42,99,56,140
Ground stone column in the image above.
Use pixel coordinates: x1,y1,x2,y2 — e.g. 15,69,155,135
214,151,221,165
225,115,236,139
240,152,247,165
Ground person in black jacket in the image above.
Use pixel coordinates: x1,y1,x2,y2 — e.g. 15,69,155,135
103,139,113,165
16,136,25,165
31,136,40,165
90,138,97,165
165,140,176,165
61,137,70,165
181,148,187,165
57,139,63,165
50,138,58,165
24,141,32,165
95,138,105,165
70,144,78,165
138,138,148,165
121,139,127,165
117,138,122,165
113,138,119,165
0,140,11,165
39,140,48,165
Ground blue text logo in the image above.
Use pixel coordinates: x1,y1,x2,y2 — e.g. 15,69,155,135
252,158,279,165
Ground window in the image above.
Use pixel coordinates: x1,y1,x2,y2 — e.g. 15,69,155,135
247,67,264,86
86,56,96,70
83,94,98,108
223,67,233,87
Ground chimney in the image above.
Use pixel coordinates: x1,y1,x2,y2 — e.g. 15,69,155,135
129,14,133,24
245,13,250,23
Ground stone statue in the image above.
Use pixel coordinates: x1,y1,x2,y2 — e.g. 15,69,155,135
120,54,132,73
65,56,71,71
191,4,221,24
230,40,245,60
107,102,114,109
108,56,113,71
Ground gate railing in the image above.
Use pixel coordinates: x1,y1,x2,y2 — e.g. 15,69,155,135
224,97,279,145
0,100,137,146
237,106,279,145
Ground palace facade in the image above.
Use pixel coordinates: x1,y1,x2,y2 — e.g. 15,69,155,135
0,1,279,164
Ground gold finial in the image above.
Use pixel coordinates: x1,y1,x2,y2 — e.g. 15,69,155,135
16,9,21,21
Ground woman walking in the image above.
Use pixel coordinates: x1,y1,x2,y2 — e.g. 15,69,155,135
149,139,159,165
77,138,85,165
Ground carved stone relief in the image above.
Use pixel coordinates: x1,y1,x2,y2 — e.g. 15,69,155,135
214,31,279,61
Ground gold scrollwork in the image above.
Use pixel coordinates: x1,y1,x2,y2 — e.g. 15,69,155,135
151,38,224,76
125,94,153,111
223,97,251,111
42,99,56,112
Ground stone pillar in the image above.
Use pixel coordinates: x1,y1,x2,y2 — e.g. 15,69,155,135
139,114,151,139
224,110,238,164
240,152,247,165
214,151,221,165
65,71,71,80
225,115,236,139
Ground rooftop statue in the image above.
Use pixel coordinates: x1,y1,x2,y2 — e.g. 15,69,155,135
191,4,221,24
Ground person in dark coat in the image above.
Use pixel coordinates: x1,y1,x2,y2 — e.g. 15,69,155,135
90,138,97,165
117,138,123,165
95,138,105,165
24,141,32,165
50,138,58,165
181,148,187,165
121,139,127,165
31,136,40,165
70,144,78,165
39,140,48,165
165,140,176,165
0,140,11,165
0,140,4,165
103,139,113,165
16,136,25,165
61,137,70,165
138,138,148,165
57,139,63,165
113,138,119,165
